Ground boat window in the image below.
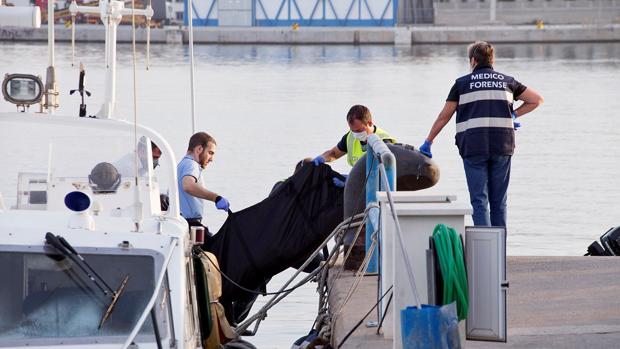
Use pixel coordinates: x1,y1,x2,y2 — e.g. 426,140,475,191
0,247,168,346
51,135,155,182
1,119,168,213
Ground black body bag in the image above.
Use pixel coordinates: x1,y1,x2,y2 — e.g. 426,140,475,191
204,164,344,323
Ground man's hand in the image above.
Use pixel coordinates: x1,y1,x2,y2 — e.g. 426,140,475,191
332,174,348,188
512,111,521,130
159,194,169,211
312,156,325,166
215,196,230,211
419,140,433,158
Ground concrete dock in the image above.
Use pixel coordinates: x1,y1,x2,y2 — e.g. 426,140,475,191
329,256,620,348
1,24,619,44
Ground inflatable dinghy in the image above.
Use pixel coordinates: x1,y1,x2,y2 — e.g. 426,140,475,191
342,143,440,268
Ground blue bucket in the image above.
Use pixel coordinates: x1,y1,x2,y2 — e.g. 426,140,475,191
400,302,460,349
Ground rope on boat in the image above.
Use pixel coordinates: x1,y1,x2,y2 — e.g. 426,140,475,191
336,285,393,349
308,206,377,345
332,230,379,321
310,161,415,347
130,0,143,233
236,157,378,339
233,211,369,336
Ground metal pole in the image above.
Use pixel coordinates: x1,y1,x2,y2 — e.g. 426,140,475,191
365,149,379,273
188,0,197,133
48,0,54,68
490,0,496,23
46,0,57,114
364,134,396,274
121,238,178,349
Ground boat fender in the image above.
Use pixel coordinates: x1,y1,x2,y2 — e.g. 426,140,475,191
343,142,440,245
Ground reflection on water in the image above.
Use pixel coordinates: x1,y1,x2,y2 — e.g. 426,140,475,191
1,42,619,349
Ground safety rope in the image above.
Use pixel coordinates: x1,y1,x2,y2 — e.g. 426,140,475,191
233,212,368,336
432,224,469,320
315,209,369,321
311,155,379,345
337,286,392,349
302,209,375,346
332,229,379,321
200,250,322,296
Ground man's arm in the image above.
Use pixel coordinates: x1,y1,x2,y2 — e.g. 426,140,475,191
425,101,458,142
319,146,346,163
513,87,544,117
182,176,218,202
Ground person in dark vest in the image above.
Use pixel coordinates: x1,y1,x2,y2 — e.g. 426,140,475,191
418,41,543,227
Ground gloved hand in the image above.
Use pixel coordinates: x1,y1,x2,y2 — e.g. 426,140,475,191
419,140,433,158
215,196,230,211
312,156,325,166
512,111,521,130
332,174,348,188
159,194,169,211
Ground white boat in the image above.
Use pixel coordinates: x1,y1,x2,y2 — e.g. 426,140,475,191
0,1,244,348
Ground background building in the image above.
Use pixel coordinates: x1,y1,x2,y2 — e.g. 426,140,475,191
183,0,619,26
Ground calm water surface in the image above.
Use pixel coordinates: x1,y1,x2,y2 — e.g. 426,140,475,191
1,42,619,348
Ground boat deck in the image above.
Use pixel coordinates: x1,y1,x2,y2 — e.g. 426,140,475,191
329,256,620,348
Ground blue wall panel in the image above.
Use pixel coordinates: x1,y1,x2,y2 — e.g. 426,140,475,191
184,0,219,26
185,0,397,27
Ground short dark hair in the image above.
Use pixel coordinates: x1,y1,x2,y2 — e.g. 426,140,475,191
187,132,216,151
346,105,372,124
151,141,160,151
468,41,495,67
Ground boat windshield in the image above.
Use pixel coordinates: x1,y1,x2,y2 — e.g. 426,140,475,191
0,246,168,346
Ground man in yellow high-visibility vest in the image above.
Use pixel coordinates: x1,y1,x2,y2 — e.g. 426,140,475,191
312,105,396,182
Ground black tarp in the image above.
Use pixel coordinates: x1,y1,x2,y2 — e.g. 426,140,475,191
204,164,344,323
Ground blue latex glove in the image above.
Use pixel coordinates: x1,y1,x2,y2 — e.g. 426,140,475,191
332,174,348,188
215,196,230,211
419,140,433,158
512,111,521,130
312,156,325,166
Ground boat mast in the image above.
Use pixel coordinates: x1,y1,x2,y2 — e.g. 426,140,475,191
188,0,197,132
44,0,59,114
69,0,153,119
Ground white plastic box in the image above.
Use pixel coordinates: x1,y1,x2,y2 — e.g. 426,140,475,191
377,192,471,349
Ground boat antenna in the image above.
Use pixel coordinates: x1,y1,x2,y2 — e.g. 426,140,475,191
147,0,152,70
131,0,143,232
47,0,54,69
187,0,197,133
44,0,59,114
69,63,91,117
71,8,75,67
68,0,152,119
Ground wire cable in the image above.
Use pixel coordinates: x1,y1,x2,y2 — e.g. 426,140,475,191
336,286,393,349
199,249,323,296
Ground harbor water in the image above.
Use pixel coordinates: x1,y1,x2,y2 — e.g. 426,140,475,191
1,42,619,348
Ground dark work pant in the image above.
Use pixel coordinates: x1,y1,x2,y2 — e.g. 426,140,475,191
462,155,511,227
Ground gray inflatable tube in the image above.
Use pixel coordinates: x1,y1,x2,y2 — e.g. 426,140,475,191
343,143,440,245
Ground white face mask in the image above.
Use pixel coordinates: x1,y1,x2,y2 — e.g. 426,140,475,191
353,131,368,142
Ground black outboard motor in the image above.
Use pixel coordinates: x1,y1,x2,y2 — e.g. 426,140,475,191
585,227,620,256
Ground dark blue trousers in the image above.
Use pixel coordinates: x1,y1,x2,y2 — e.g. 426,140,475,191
462,155,512,227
